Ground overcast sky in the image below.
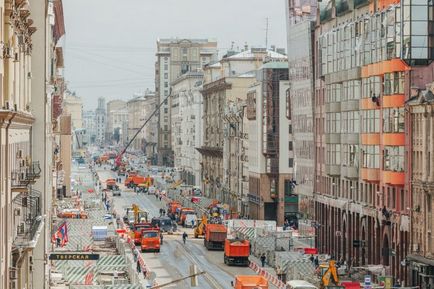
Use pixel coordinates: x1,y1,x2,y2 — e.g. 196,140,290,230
63,0,287,110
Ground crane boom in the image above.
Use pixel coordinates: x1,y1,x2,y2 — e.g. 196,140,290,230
115,93,171,167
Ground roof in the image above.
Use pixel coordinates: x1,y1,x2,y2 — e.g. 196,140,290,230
225,49,287,60
261,61,289,69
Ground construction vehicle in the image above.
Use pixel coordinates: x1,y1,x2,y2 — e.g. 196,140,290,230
224,239,250,266
114,93,172,171
204,223,227,250
130,222,153,245
194,215,208,238
178,208,195,226
106,178,118,190
140,229,161,252
234,275,268,289
124,175,146,188
123,204,149,225
167,201,182,220
319,260,339,289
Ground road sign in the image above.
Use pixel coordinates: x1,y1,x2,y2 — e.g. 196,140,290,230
49,253,100,260
364,275,372,289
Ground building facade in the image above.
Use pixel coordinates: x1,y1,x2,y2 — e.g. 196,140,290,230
171,72,204,188
312,0,434,283
142,92,158,164
155,38,218,166
407,83,434,288
82,110,96,145
106,99,127,144
285,0,317,221
63,91,83,130
247,62,293,225
95,97,106,145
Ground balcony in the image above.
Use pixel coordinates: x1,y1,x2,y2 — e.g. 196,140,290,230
13,190,43,248
325,164,340,176
383,170,405,186
361,168,380,183
11,161,41,191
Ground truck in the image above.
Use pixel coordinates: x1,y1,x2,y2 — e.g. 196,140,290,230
124,175,146,188
140,229,161,252
106,178,118,190
178,208,196,226
224,239,250,266
204,223,227,250
167,201,182,220
234,275,268,289
130,223,153,245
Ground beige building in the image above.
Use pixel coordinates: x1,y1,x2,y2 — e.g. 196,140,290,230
0,0,65,288
200,48,286,212
127,91,155,152
155,38,217,166
171,71,204,187
407,83,434,288
247,62,293,225
106,99,127,143
142,91,158,164
63,91,83,130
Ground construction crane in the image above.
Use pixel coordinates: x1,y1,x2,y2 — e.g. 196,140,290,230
114,92,171,169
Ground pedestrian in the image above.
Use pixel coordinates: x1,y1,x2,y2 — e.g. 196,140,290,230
191,219,195,228
160,233,163,245
309,254,314,263
159,195,162,201
260,253,266,267
136,260,141,273
56,236,61,248
314,256,319,268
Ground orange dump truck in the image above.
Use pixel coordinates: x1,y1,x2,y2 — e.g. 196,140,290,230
234,275,268,289
130,223,153,245
167,201,182,220
204,223,227,250
141,229,161,253
224,239,250,266
124,175,146,188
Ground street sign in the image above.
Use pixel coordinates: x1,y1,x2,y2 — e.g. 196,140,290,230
364,275,372,289
49,253,100,260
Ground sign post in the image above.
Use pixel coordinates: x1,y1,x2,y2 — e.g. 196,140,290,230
49,253,100,261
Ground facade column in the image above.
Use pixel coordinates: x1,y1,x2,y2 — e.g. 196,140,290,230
430,110,434,182
422,113,428,181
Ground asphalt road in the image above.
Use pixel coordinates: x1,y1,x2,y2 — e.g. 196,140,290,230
96,166,266,289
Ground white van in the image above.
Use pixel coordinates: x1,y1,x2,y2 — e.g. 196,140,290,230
185,214,198,228
286,280,318,289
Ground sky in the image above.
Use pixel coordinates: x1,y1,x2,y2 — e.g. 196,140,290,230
62,0,288,110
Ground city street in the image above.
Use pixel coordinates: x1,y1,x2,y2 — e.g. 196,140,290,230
97,167,262,289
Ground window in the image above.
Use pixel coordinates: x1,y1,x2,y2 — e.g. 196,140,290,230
288,158,294,168
362,145,380,169
326,112,341,133
164,134,168,140
182,47,188,54
341,111,360,133
288,141,293,151
384,146,404,172
384,72,404,95
164,108,168,113
326,144,341,165
343,144,359,167
383,108,404,133
288,124,292,134
164,82,168,88
164,64,168,70
164,73,168,79
362,109,380,133
286,89,291,119
164,90,169,96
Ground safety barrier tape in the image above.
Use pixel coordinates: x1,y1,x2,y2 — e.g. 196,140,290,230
249,261,286,289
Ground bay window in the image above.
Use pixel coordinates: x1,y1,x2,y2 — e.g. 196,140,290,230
384,146,404,172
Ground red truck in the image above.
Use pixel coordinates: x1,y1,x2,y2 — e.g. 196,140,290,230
130,223,153,245
224,239,250,266
204,224,227,250
141,229,161,253
234,275,268,289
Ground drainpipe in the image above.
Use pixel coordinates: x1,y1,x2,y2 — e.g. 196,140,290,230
5,112,16,286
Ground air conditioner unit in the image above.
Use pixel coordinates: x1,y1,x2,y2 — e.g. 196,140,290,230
14,208,20,216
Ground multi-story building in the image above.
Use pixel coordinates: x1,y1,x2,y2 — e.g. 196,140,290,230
313,0,434,282
171,71,204,187
142,92,158,164
82,110,97,145
407,83,434,288
200,48,286,213
127,91,155,152
63,90,83,130
285,0,317,221
155,38,218,166
0,0,65,288
95,97,106,145
106,100,127,143
247,62,293,225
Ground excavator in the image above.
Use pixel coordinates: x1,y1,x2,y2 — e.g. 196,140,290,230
194,215,208,238
319,260,339,288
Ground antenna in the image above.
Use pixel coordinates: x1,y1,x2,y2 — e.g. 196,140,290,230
265,17,269,49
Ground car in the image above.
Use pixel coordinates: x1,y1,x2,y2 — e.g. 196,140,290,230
112,189,121,197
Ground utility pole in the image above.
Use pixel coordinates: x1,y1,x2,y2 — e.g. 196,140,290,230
265,17,269,49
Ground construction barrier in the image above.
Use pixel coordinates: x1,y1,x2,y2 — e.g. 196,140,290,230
249,261,286,289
